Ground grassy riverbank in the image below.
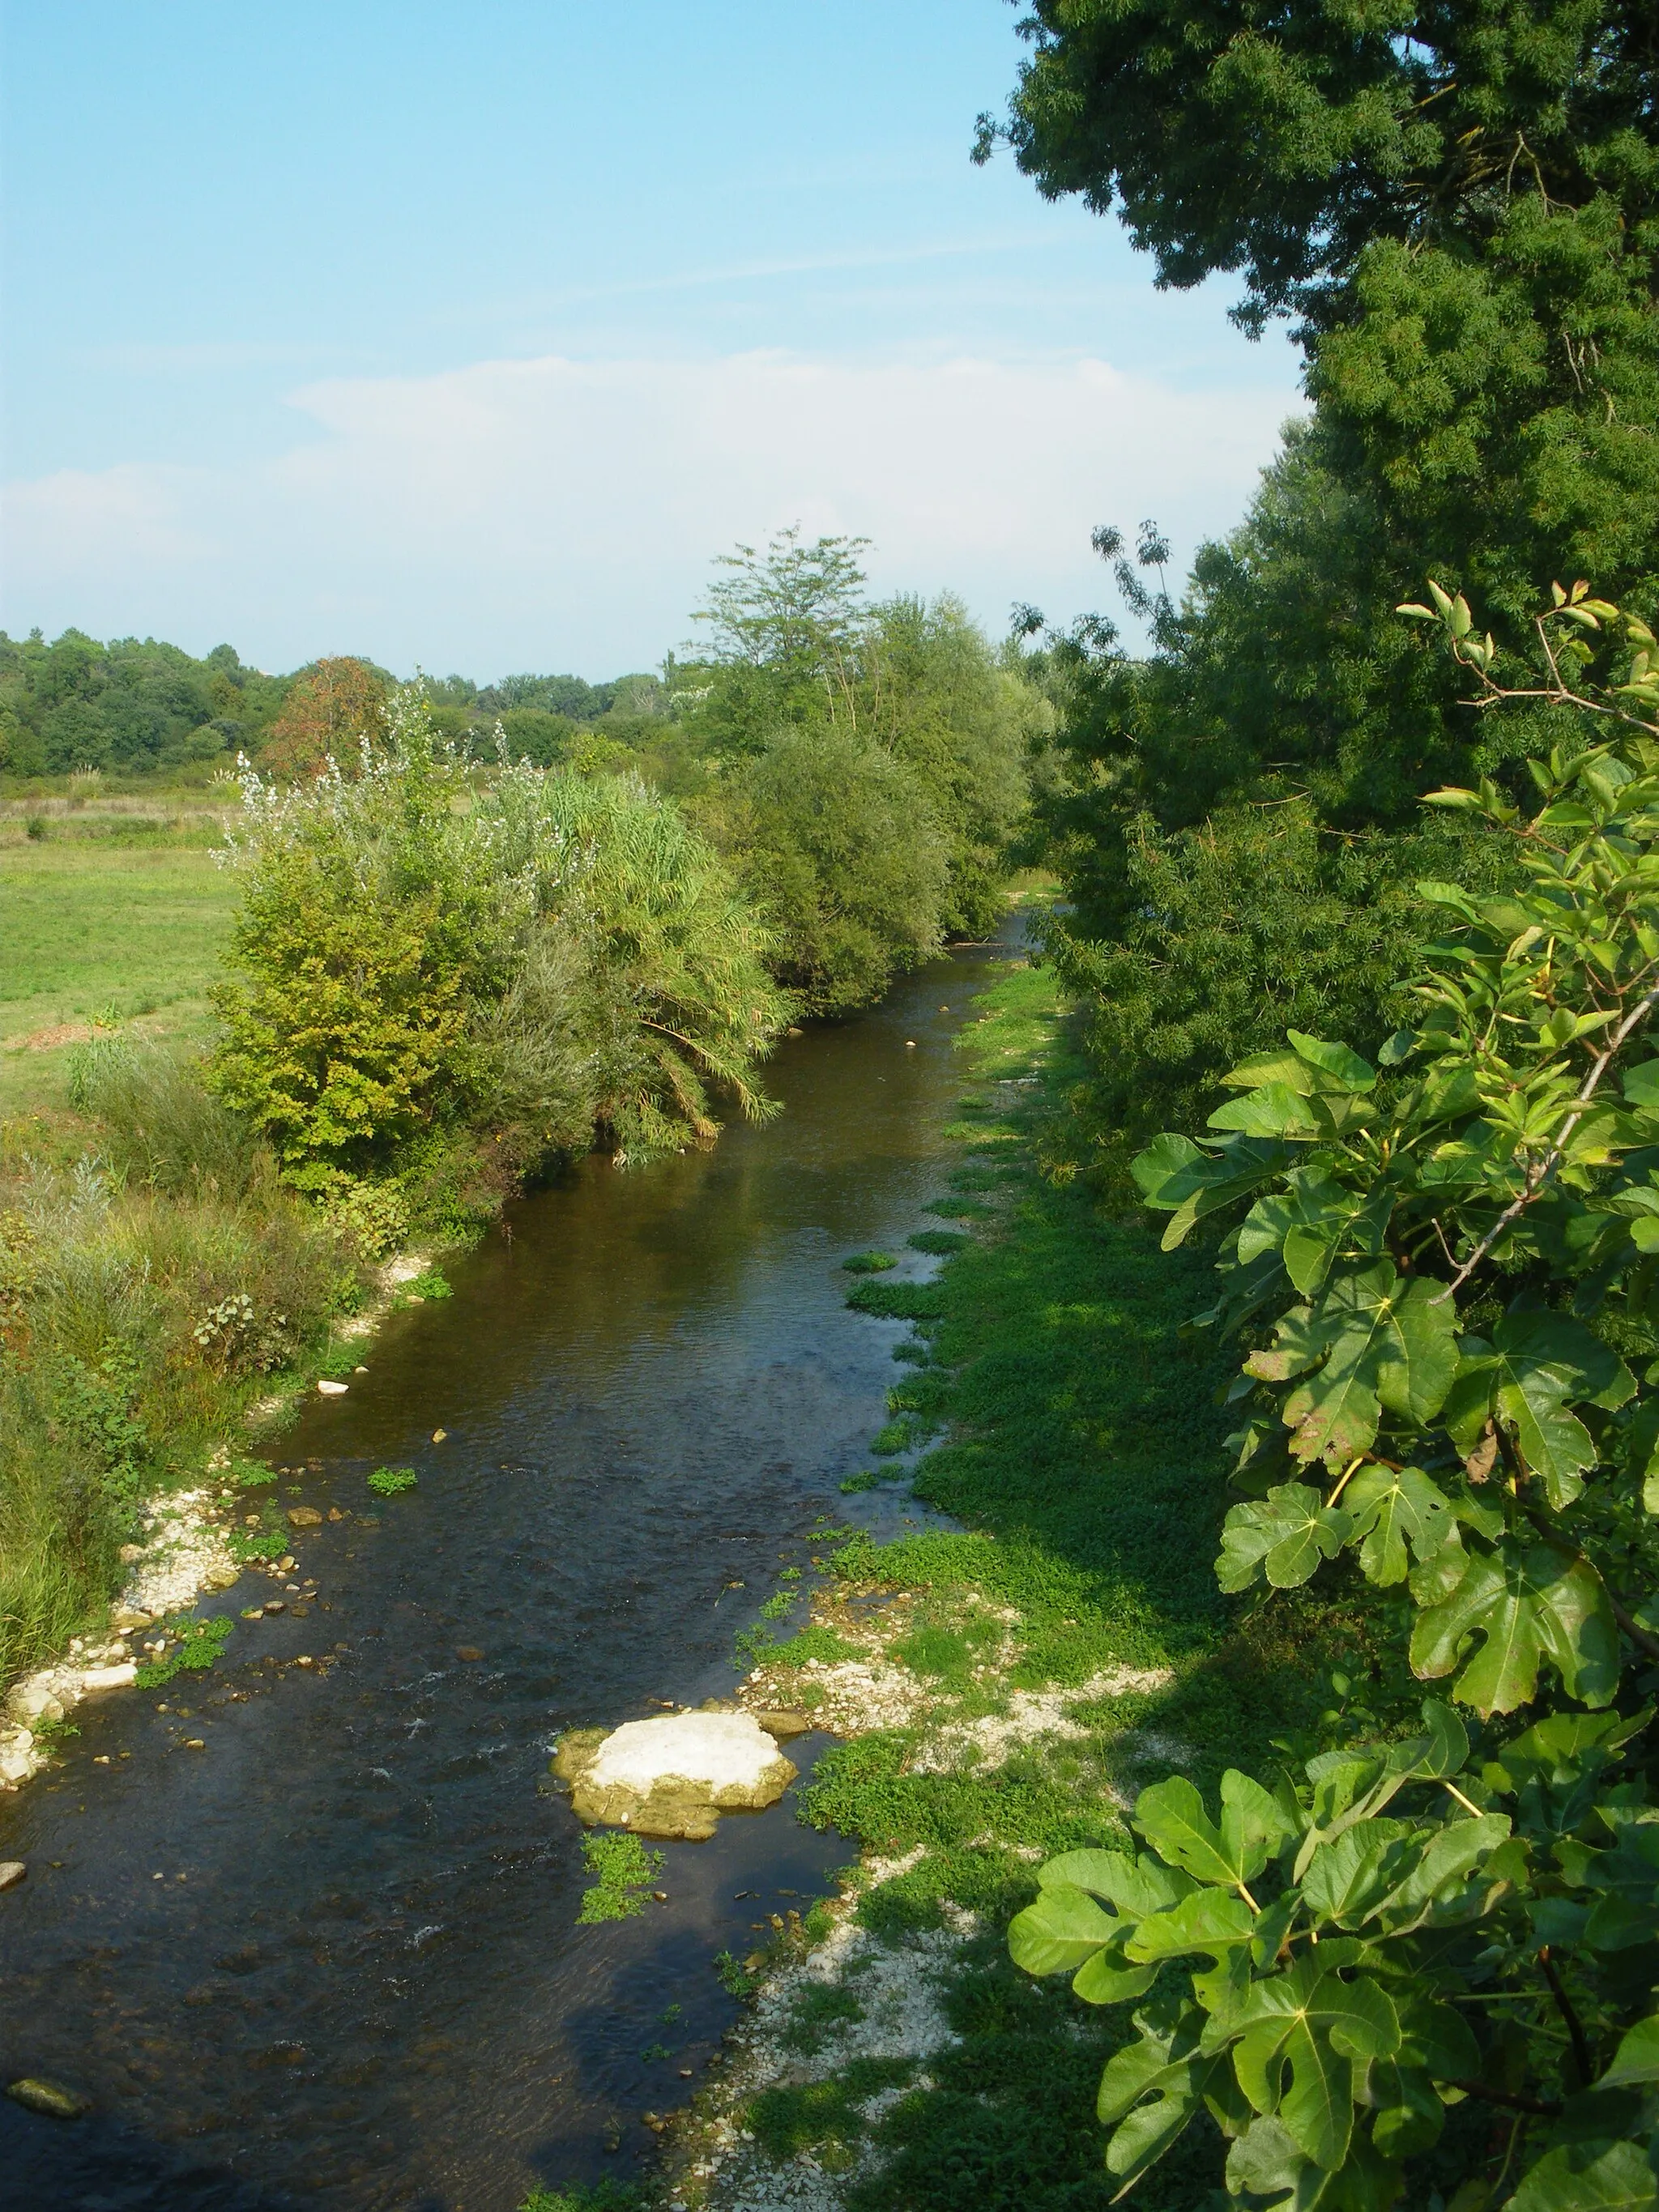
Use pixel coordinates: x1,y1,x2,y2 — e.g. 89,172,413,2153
675,952,1372,2212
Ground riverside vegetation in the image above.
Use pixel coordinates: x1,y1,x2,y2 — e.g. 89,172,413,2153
0,535,1041,1713
638,6,1659,2210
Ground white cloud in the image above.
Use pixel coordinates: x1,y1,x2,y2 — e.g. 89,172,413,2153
2,348,1301,674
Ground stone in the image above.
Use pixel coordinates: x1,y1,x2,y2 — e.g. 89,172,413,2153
431,1428,447,1443
286,1507,323,1528
455,1647,484,1663
0,1861,24,1890
558,1711,797,1841
327,1507,345,1522
4,1683,64,1727
110,1605,154,1631
754,1709,812,1741
262,1601,286,1614
6,2078,87,2120
202,1567,240,1592
78,1663,136,1694
0,1736,33,1788
317,1379,349,1397
118,1544,145,1564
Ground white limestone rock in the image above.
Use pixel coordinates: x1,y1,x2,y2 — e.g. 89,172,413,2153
556,1711,797,1840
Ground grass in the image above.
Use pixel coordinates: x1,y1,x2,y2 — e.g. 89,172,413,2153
709,944,1372,2212
0,837,237,1115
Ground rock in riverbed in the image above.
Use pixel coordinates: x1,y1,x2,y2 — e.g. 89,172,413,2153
553,1712,797,1840
0,1861,24,1890
6,2077,87,2119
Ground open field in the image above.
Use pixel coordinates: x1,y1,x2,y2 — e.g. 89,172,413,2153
0,833,239,1116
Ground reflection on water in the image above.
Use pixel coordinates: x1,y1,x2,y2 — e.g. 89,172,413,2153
0,933,1017,2211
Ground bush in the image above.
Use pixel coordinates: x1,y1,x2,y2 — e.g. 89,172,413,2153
724,723,951,1016
212,696,789,1181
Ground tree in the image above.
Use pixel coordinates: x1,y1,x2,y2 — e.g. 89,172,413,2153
982,0,1659,340
257,655,390,781
684,526,872,752
721,723,951,1017
1014,581,1659,2208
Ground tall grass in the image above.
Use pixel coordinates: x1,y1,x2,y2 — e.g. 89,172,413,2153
1,1047,355,1690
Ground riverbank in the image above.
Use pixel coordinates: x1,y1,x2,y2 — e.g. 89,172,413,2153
0,1210,449,1790
663,954,1359,2212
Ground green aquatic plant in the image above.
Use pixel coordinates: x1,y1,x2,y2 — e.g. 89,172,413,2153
907,1228,967,1255
403,1266,452,1299
841,1251,897,1273
520,2183,644,2212
575,1831,663,1924
134,1614,234,1689
367,1466,417,1496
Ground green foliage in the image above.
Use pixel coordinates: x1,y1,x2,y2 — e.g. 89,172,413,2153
134,1613,234,1688
575,1831,663,1924
908,1229,968,1256
1016,592,1659,2206
210,693,510,1174
211,688,789,1179
0,629,287,775
845,1279,947,1322
996,7,1659,1181
682,530,1041,1009
724,722,951,1016
367,1466,416,1497
842,1251,898,1274
519,2182,643,2212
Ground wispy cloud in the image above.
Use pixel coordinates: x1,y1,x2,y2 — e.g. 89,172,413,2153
2,347,1300,674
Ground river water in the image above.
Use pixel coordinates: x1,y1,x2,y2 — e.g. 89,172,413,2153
0,934,1015,2212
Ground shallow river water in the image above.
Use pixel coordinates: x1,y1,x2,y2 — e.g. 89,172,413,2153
0,934,1017,2212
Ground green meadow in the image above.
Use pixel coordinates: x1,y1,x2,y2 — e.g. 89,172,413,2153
0,820,237,1117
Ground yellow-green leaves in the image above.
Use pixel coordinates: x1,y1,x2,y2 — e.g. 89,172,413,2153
1218,1481,1354,1591
1135,1771,1299,1893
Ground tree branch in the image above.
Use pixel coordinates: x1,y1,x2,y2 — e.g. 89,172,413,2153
1447,2078,1562,2117
1537,1947,1593,2088
1433,975,1659,1302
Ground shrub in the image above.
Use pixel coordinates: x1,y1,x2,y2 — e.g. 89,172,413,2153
1013,583,1659,2210
723,723,951,1016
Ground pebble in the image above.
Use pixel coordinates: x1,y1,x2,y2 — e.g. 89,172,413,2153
317,1379,349,1397
0,1862,24,1890
286,1507,323,1528
431,1428,447,1443
181,1738,205,1751
6,2078,87,2120
455,1647,484,1663
295,1656,314,1669
263,1601,286,1615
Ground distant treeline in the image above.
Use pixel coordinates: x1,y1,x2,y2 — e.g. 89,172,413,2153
0,626,662,778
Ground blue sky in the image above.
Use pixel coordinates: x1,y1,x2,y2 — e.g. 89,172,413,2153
0,1,1304,678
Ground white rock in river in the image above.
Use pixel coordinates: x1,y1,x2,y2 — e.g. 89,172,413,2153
556,1711,796,1840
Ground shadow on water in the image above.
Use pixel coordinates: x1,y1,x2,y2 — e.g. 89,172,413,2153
0,928,1022,2211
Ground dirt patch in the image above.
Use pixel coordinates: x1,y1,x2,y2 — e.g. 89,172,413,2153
3,1023,94,1053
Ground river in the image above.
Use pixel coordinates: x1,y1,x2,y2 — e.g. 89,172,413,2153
0,931,1015,2212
